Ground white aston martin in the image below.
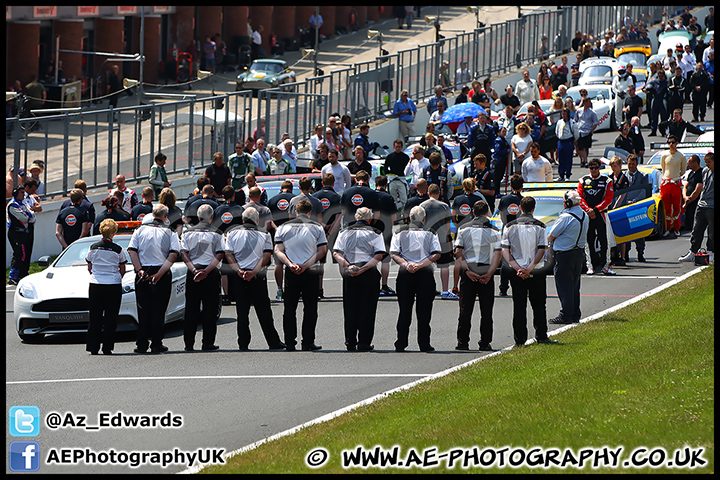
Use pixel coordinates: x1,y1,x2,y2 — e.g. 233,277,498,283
13,233,188,342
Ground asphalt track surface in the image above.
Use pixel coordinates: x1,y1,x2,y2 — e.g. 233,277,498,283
6,11,715,475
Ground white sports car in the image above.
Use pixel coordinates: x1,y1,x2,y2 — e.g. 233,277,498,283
13,233,188,342
566,85,616,131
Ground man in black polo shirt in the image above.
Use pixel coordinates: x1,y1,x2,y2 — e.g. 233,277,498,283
183,184,219,226
212,185,245,306
383,139,411,212
268,180,296,302
422,152,451,204
622,84,644,124
204,152,232,199
288,176,323,223
131,187,155,221
420,184,456,300
496,173,524,296
464,154,496,213
313,172,343,298
403,178,429,224
56,188,90,250
373,175,398,296
274,200,327,351
340,170,380,226
61,179,95,238
682,154,704,232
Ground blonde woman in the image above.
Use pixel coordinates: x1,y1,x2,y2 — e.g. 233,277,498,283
85,218,127,355
510,122,533,175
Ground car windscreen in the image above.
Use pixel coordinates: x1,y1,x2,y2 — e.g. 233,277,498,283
531,197,565,218
568,87,611,102
53,236,132,268
581,66,613,79
251,62,283,73
617,52,648,67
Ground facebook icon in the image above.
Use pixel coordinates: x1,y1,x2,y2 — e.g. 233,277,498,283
9,441,40,472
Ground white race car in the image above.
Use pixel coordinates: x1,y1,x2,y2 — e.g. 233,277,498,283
566,85,616,131
578,57,619,86
14,233,188,342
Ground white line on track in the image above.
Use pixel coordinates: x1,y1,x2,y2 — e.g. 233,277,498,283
6,374,431,386
178,266,709,474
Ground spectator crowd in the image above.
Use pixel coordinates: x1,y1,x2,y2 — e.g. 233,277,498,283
7,6,713,356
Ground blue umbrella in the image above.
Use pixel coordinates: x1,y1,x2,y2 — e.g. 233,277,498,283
441,102,487,124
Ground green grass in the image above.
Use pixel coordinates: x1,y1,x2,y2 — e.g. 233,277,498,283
202,266,714,474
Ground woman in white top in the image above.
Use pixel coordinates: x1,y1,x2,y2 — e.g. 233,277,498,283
547,96,564,125
511,122,533,175
85,218,127,355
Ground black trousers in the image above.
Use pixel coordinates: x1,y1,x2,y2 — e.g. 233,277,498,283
135,266,171,350
342,267,381,349
692,89,707,119
553,249,584,322
8,228,31,280
395,266,436,350
283,266,320,348
232,269,282,349
690,207,714,253
457,269,495,347
183,267,220,349
87,283,122,353
683,199,698,232
587,214,608,270
507,269,548,345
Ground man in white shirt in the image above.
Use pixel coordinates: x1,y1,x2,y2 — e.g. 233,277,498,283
515,69,539,106
521,142,553,183
455,60,472,90
281,138,298,173
320,148,352,194
404,144,430,191
251,25,266,59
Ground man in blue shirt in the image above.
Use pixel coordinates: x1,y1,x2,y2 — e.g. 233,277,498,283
547,190,589,324
393,89,417,141
426,85,448,115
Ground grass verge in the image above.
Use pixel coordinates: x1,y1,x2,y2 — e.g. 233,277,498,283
202,266,714,474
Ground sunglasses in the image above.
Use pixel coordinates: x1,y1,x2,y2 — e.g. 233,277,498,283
668,141,677,145
588,166,599,170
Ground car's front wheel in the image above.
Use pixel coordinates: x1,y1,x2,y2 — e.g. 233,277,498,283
649,201,666,239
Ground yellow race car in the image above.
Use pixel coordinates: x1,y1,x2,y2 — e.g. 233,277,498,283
489,182,665,243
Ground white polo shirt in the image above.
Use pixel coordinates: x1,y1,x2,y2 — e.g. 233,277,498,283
389,224,441,266
274,216,327,266
86,239,127,284
454,218,502,265
333,222,387,265
127,220,180,267
179,222,224,267
224,223,274,270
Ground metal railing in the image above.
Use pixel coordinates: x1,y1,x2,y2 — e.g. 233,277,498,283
6,5,681,198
